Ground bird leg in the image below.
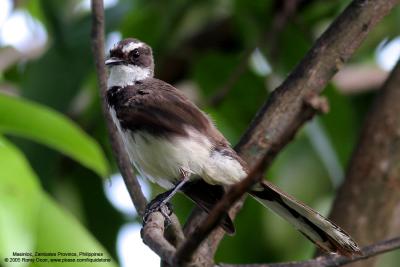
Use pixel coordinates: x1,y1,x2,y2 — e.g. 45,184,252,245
143,190,174,225
143,169,190,226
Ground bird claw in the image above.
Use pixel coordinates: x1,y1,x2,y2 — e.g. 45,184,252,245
143,199,173,227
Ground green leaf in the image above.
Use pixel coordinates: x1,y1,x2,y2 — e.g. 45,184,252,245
0,136,117,267
33,193,117,267
0,136,41,267
0,94,108,177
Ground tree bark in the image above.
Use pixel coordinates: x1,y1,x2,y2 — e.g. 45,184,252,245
220,237,400,267
329,60,400,267
184,0,398,265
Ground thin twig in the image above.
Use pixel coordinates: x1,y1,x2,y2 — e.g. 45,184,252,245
90,1,185,261
90,0,148,217
266,0,305,62
207,0,303,107
174,157,268,265
207,48,252,107
219,236,400,267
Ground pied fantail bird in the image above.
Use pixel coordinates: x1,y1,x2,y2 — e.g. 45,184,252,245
105,38,361,256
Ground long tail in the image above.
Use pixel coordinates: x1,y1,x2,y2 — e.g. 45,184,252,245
250,181,361,256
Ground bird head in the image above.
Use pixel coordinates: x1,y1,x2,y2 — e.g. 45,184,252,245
106,38,154,86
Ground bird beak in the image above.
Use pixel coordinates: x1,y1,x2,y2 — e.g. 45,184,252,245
105,57,124,66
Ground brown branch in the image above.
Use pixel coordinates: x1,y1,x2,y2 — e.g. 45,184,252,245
141,212,177,265
90,0,147,217
165,214,186,248
174,157,268,266
182,0,398,265
141,212,209,267
90,2,185,264
220,236,400,267
161,213,186,267
327,59,400,267
235,0,398,163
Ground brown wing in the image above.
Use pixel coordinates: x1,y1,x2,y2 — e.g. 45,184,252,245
108,78,226,140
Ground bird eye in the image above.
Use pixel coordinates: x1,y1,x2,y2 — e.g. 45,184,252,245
131,49,140,59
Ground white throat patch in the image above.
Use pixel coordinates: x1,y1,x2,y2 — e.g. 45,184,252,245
107,64,150,88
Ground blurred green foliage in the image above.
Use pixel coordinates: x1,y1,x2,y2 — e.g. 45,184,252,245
0,0,399,266
0,136,115,267
0,94,108,177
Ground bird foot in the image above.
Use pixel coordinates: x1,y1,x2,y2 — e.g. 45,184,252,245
143,197,173,227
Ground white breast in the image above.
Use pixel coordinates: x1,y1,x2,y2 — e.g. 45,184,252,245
109,106,247,189
124,128,214,189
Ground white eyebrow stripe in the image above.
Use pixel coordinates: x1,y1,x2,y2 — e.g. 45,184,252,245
122,42,144,53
